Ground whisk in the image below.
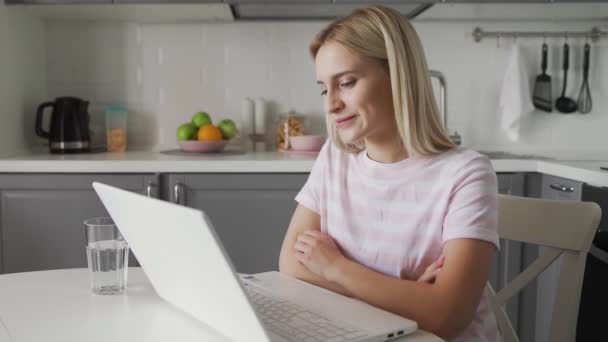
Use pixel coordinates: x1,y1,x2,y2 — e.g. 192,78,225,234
578,43,592,114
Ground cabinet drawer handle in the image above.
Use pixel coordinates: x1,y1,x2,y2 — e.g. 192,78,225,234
145,182,156,198
550,183,575,192
174,182,184,205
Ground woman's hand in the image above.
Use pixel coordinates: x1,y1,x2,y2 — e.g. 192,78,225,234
294,230,345,281
417,255,445,284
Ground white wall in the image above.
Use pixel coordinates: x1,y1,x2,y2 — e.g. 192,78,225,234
44,21,328,150
417,20,608,157
42,11,608,156
0,6,46,157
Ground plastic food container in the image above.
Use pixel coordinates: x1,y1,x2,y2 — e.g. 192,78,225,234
105,107,128,152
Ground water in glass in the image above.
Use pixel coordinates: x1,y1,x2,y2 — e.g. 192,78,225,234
86,240,129,295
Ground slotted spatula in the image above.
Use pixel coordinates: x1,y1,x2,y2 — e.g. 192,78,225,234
532,43,552,112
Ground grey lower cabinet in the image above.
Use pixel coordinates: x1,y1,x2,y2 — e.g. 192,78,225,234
163,173,308,274
520,173,584,342
0,172,303,276
535,174,583,342
491,173,584,342
0,174,158,274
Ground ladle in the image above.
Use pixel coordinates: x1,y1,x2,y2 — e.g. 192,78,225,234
555,43,578,114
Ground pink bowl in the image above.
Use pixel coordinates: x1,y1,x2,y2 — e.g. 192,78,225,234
289,135,326,152
178,140,228,153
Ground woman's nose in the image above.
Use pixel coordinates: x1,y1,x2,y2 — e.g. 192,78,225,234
326,91,344,114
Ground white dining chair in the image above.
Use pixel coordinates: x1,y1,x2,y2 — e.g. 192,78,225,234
486,194,601,342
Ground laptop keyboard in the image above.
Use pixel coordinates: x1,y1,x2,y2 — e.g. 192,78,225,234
245,286,368,342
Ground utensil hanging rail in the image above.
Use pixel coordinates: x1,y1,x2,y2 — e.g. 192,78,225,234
473,27,607,43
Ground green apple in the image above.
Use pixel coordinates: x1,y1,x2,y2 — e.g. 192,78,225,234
218,119,237,140
191,111,212,128
176,123,197,141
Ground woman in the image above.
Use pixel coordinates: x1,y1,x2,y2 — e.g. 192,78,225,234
278,5,500,342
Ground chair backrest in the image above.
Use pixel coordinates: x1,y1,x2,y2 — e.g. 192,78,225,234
487,195,601,342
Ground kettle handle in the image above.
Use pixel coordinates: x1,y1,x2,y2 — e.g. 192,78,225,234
35,102,54,139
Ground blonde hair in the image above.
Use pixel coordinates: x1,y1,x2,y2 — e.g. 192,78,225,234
309,5,455,156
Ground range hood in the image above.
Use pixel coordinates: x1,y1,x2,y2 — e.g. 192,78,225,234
232,3,433,20
5,2,433,22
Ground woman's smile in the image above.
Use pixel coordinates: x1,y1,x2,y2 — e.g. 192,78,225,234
335,115,357,127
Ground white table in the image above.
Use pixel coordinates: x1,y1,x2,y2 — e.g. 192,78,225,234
0,268,443,342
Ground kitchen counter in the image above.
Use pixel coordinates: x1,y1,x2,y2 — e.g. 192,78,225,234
0,150,318,173
1,150,608,187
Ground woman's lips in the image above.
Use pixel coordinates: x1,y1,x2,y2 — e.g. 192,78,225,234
336,115,356,127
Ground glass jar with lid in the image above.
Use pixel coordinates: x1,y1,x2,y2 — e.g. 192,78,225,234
274,111,309,151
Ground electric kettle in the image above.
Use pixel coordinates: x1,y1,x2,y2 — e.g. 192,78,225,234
35,97,91,153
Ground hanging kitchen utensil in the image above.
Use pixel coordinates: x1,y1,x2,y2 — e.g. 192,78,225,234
555,42,578,114
532,43,552,112
577,42,592,114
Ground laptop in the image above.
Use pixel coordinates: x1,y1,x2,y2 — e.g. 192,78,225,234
0,316,13,342
92,182,418,342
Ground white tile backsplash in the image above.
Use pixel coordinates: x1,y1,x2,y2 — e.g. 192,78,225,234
36,13,608,155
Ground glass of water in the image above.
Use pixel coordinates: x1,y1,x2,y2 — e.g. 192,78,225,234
83,217,129,295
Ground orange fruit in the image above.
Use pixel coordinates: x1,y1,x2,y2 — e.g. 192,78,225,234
197,124,223,141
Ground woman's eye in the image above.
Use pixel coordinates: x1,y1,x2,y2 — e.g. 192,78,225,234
340,80,356,88
320,89,327,96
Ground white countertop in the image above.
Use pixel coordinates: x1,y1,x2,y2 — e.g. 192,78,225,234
0,150,318,173
1,150,608,187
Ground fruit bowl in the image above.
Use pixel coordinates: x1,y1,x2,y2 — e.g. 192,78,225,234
178,140,228,153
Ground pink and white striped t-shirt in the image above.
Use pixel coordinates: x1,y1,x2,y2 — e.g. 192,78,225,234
295,141,501,342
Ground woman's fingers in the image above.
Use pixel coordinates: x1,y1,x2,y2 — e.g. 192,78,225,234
302,230,323,238
427,256,443,271
294,241,311,254
418,267,441,283
419,260,439,280
437,255,445,267
417,255,445,283
294,232,322,266
296,232,318,245
294,251,306,264
417,272,433,283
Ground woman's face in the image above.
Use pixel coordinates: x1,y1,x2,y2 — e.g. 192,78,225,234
315,41,396,145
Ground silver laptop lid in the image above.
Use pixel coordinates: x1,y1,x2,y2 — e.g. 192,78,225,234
93,182,270,342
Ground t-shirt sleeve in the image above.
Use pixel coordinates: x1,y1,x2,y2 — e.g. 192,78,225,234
294,140,330,215
442,156,500,250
